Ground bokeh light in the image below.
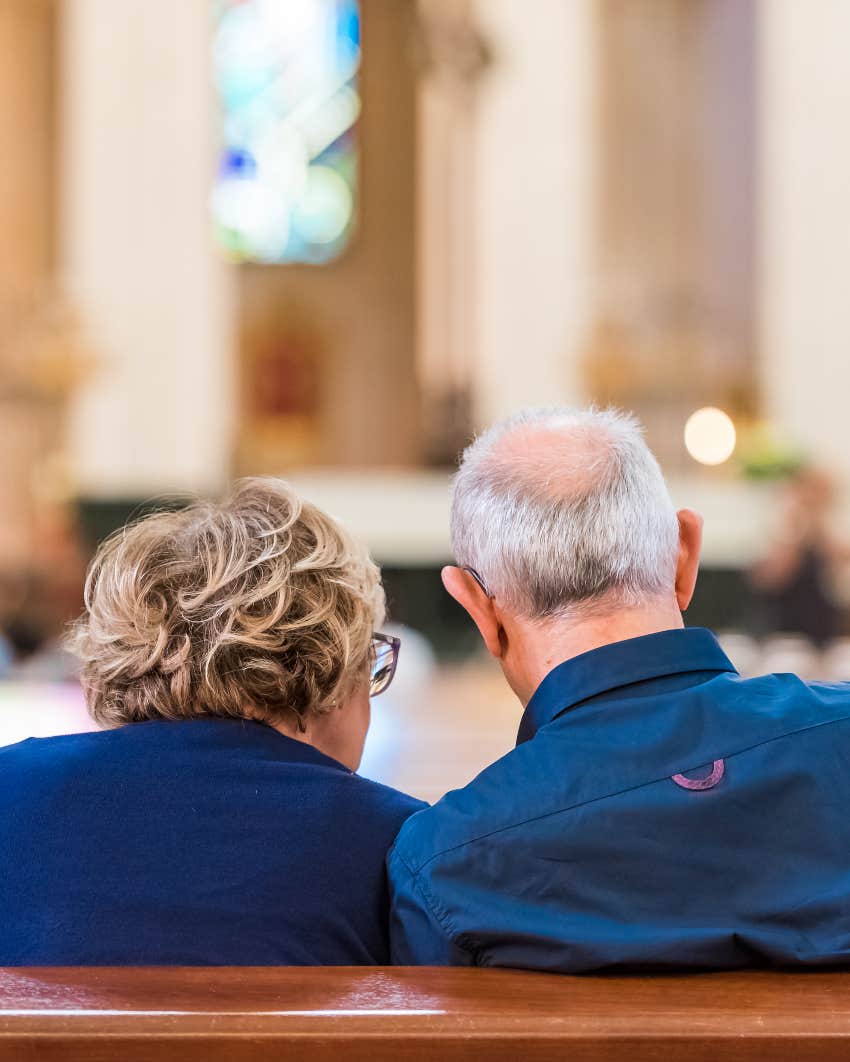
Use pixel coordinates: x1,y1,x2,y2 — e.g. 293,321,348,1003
684,407,737,466
212,0,360,264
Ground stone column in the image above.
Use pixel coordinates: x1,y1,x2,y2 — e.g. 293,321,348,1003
759,0,850,487
585,0,757,469
61,0,236,498
414,0,486,463
0,0,58,569
469,0,596,428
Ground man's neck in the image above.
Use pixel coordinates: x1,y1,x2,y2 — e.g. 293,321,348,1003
506,598,685,706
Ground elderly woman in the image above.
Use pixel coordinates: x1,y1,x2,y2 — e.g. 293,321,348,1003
0,479,424,964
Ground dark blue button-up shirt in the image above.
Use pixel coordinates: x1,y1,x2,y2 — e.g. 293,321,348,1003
389,627,850,971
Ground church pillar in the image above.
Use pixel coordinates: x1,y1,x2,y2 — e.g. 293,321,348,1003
468,0,596,428
61,0,236,497
0,0,58,569
585,0,757,470
758,0,850,486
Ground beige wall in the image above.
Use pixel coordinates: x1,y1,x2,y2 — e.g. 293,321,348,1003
469,0,595,426
759,0,850,486
62,0,235,498
0,0,57,568
0,0,54,298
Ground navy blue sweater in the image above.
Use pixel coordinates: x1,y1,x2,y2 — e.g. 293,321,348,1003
0,718,424,965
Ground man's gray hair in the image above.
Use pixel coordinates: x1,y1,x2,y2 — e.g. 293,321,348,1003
450,407,680,619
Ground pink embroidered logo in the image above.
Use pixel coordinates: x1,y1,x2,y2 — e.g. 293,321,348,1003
671,759,725,791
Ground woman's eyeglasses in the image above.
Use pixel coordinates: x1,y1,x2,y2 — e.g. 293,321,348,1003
370,633,400,697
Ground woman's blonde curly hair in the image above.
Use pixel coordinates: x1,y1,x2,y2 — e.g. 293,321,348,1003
69,478,385,729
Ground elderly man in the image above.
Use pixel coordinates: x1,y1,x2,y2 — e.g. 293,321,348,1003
388,406,850,971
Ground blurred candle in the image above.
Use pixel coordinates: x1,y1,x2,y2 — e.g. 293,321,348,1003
684,407,737,466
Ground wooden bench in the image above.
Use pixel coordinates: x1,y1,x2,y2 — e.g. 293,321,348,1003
2,966,850,1061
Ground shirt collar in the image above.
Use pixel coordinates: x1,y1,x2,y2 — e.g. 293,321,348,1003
516,627,737,745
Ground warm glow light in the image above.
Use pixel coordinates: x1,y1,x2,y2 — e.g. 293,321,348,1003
684,407,737,466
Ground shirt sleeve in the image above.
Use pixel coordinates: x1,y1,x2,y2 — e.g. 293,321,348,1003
387,844,474,966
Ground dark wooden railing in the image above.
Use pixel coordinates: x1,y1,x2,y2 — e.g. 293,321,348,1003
2,966,850,1061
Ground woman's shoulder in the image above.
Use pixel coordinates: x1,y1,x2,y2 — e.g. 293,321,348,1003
342,771,428,824
296,769,427,860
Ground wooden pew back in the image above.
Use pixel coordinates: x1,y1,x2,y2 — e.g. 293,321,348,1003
2,966,849,1061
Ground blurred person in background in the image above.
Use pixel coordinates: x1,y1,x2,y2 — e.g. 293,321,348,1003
749,467,850,646
0,506,87,683
0,478,423,965
0,631,11,679
0,572,66,680
390,407,850,972
0,593,80,683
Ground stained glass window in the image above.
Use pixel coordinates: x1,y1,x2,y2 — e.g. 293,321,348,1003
212,0,360,264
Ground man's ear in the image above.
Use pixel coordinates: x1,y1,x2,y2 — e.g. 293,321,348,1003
675,509,703,612
441,566,504,659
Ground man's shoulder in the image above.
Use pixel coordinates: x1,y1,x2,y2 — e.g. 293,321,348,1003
711,670,850,728
393,671,850,875
391,743,537,874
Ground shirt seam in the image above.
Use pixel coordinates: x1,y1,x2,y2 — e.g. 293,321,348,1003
402,707,850,876
392,846,479,961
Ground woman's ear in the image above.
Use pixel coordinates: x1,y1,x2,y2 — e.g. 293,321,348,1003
441,566,504,659
675,509,703,611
